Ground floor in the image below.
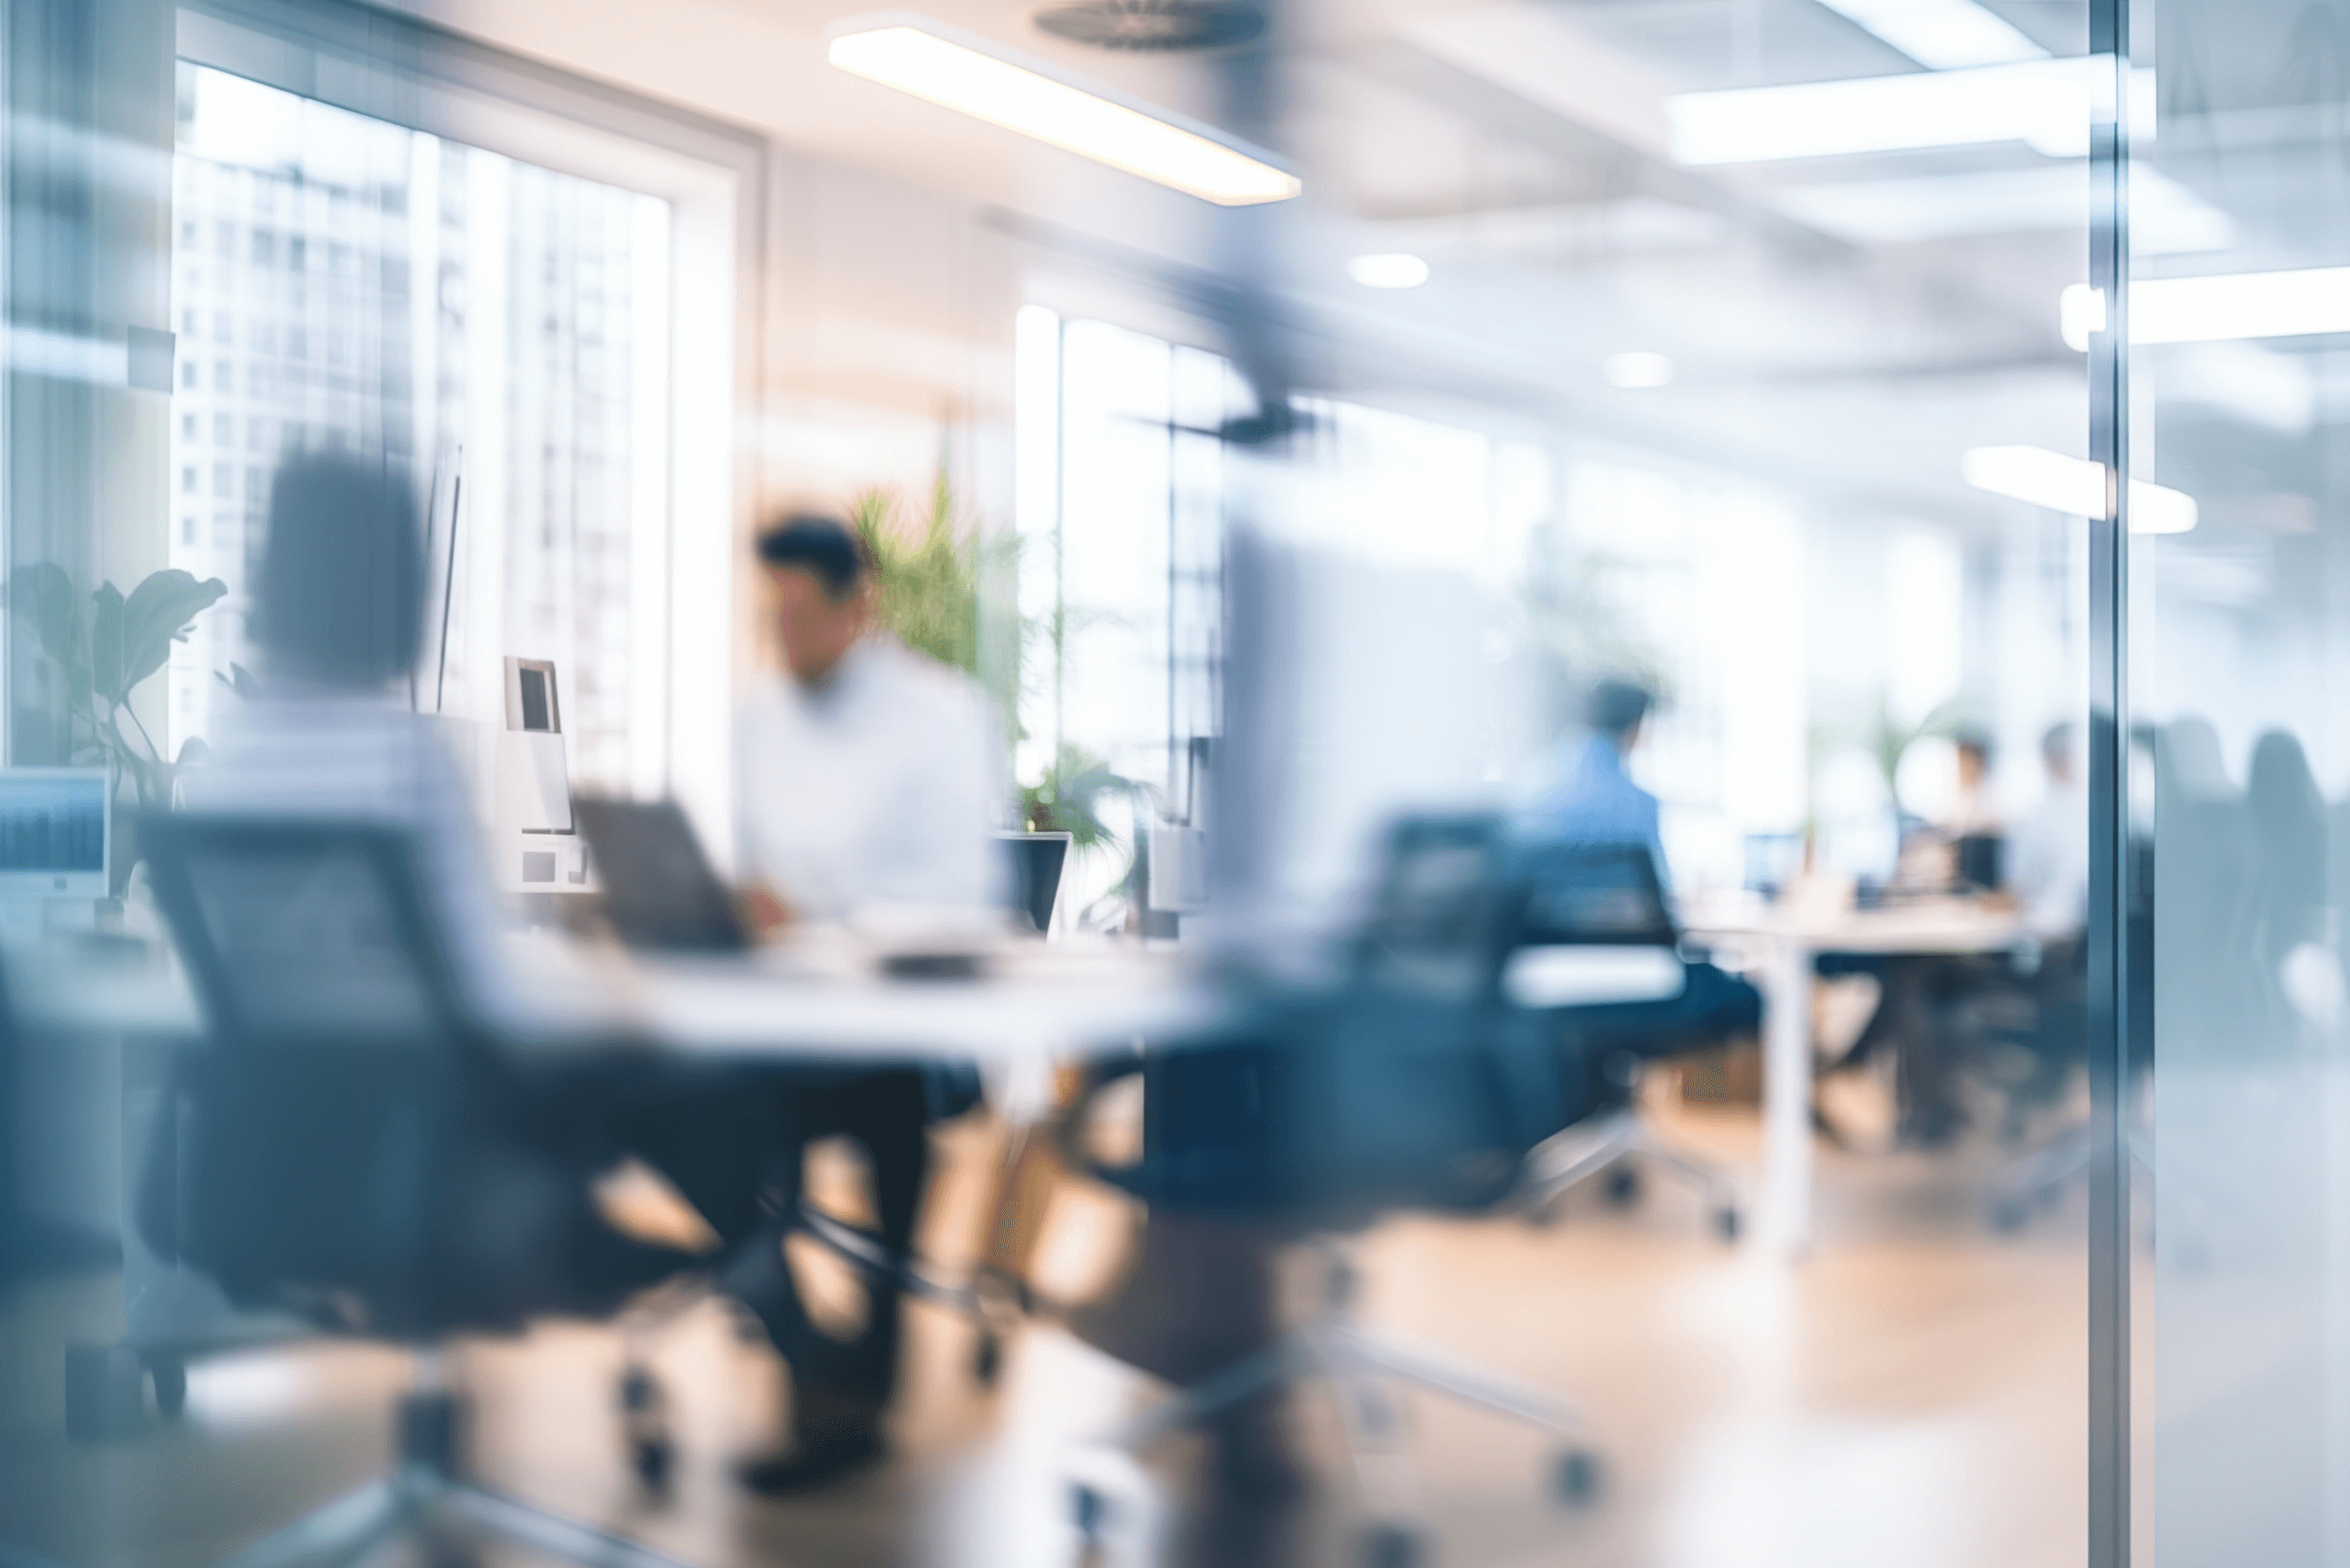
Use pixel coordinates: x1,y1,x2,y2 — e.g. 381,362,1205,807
0,1097,2088,1568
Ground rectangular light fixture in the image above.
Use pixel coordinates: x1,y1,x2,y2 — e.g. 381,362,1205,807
1963,444,2197,533
1774,165,2230,254
826,13,1301,207
2062,268,2350,348
1815,0,2047,71
1668,57,2152,164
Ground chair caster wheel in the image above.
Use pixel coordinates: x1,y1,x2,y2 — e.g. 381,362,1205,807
618,1364,673,1489
1072,1483,1109,1541
1603,1167,1641,1207
972,1332,1002,1387
146,1355,187,1418
1713,1206,1740,1243
1552,1449,1601,1506
631,1433,675,1490
1364,1523,1425,1568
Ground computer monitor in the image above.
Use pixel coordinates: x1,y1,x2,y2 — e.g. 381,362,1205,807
0,768,108,899
997,831,1070,935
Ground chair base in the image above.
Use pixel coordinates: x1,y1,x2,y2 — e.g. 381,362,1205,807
1518,1108,1743,1242
1068,1249,1599,1561
207,1387,702,1568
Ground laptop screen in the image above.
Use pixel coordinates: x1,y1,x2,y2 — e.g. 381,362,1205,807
0,771,106,882
571,797,748,953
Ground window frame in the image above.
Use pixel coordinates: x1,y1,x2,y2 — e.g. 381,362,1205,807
174,0,764,856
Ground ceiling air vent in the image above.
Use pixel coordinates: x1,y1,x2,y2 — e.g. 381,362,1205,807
1032,0,1266,52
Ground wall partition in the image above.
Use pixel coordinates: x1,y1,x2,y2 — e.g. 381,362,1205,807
2109,0,2350,1557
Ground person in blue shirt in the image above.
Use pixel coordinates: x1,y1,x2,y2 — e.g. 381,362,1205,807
1519,677,1670,887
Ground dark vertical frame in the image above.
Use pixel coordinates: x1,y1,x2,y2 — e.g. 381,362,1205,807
2087,0,2133,1563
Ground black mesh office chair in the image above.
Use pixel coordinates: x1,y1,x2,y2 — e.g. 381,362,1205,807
1500,841,1759,1241
138,813,707,1568
1052,817,1628,1568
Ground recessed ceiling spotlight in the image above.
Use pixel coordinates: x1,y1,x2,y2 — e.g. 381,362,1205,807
1603,352,1674,389
1347,253,1430,289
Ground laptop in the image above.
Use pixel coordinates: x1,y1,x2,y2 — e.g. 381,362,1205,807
570,797,750,953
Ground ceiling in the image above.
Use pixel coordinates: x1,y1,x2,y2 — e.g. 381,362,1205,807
391,0,2322,540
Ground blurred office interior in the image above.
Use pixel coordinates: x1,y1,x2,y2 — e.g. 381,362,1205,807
1,0,2345,1564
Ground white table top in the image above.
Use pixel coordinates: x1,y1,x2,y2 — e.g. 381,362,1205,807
1681,894,2028,956
7,928,1216,1070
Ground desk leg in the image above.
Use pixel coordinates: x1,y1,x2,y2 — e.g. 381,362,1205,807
1755,938,1814,1260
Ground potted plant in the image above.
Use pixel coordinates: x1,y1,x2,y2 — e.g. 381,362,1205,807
9,562,228,896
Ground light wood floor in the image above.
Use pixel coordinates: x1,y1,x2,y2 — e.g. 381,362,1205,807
0,1101,2088,1568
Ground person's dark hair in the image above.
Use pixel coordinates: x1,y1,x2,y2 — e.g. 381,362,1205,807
254,450,423,689
1584,678,1654,742
1953,727,1994,765
756,514,872,602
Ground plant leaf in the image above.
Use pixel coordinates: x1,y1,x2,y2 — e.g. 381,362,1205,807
117,569,227,700
90,583,127,707
9,561,92,709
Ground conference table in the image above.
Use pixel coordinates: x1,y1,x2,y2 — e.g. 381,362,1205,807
1680,892,2029,1260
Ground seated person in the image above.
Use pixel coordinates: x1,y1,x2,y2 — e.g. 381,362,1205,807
1517,677,1669,889
708,514,1007,1493
177,450,689,1305
181,453,514,1022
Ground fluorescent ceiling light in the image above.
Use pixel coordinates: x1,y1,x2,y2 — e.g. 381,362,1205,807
1962,444,2196,533
826,15,1300,206
1603,352,1675,388
1348,252,1430,288
1774,166,2231,253
2062,267,2350,348
1815,0,2047,71
1668,57,2152,164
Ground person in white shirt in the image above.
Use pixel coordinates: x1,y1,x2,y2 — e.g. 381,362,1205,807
733,517,1003,924
714,514,1006,1493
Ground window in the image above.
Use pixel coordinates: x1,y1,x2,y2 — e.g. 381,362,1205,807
1016,305,1553,909
166,62,675,801
1558,456,1807,890
1015,308,1240,902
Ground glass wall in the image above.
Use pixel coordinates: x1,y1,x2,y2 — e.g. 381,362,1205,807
2128,0,2350,1555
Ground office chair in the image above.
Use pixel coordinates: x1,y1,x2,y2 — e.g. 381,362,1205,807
1484,841,1756,1242
137,813,709,1568
1048,817,1752,1567
1054,991,1600,1568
